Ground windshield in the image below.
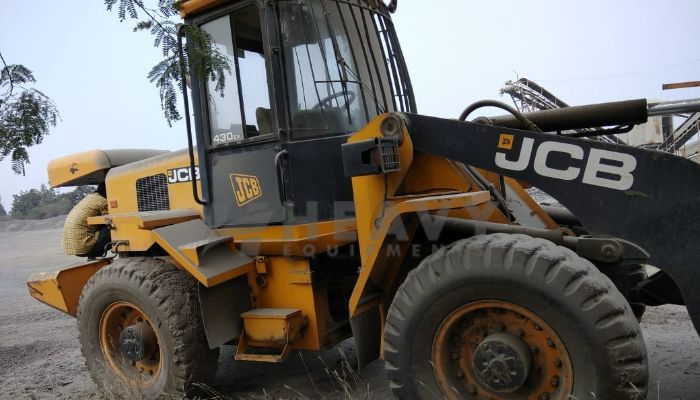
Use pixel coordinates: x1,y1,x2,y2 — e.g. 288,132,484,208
277,0,414,139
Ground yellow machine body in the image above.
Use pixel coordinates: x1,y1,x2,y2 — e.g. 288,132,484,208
30,0,556,369
30,113,554,360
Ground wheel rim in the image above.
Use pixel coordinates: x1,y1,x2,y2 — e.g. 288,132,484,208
432,300,573,399
99,301,162,387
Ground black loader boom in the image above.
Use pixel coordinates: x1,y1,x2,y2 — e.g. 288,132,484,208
402,97,700,334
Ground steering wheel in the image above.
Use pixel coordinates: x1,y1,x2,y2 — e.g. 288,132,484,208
312,91,356,110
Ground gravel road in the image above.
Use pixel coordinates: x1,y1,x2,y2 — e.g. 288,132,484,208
0,218,698,399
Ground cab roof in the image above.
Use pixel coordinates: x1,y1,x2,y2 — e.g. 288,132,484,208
178,0,227,18
178,0,388,18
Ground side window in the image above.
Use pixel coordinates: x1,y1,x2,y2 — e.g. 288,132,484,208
201,5,272,147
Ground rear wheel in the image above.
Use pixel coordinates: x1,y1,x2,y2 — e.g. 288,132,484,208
384,233,648,400
77,257,218,398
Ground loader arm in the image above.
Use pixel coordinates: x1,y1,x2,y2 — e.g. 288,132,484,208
402,113,700,335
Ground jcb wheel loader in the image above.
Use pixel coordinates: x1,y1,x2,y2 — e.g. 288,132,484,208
27,0,700,399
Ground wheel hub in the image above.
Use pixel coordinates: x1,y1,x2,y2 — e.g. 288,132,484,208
431,300,573,399
472,332,531,392
119,321,157,362
99,301,162,386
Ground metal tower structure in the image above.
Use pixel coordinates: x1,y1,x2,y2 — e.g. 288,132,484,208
500,78,570,113
500,78,619,143
660,110,700,152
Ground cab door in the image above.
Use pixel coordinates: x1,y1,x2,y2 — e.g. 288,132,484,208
194,3,286,228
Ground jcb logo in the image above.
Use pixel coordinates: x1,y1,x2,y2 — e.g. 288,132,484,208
167,167,199,184
230,173,262,206
495,133,637,191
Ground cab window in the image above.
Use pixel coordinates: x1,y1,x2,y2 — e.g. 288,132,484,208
201,5,272,147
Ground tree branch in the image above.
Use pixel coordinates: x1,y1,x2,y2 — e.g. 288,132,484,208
0,51,15,99
133,0,175,42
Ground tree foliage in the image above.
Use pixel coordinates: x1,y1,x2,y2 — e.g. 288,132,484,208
11,185,94,220
0,196,7,217
0,53,59,175
105,0,230,126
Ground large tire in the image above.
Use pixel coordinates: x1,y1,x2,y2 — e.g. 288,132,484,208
600,263,647,321
384,233,648,400
77,257,219,398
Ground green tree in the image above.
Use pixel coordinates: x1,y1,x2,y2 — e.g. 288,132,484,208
0,196,7,217
0,52,59,175
105,0,230,126
11,185,94,220
10,185,57,218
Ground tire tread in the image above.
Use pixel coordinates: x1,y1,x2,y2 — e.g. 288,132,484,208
384,233,647,400
77,257,218,397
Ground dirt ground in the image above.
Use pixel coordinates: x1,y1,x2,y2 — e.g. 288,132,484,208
1,217,699,399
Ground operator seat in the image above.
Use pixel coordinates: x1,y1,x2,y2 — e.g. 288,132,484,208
256,107,273,135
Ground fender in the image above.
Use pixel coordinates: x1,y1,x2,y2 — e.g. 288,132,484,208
344,115,518,368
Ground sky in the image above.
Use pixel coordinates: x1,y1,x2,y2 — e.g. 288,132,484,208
1,0,699,211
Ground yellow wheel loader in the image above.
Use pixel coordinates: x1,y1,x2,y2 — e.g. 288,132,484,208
28,0,700,398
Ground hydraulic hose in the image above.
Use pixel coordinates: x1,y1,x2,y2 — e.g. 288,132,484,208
459,100,542,132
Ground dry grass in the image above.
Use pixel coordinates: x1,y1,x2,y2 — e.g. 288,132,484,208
87,349,373,400
83,349,655,400
195,348,372,400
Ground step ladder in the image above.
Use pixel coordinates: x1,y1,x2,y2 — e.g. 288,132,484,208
151,219,254,287
235,308,307,363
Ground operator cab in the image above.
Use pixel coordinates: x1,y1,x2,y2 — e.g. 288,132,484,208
183,0,414,227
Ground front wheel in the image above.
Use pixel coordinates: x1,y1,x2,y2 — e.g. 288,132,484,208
77,257,219,398
384,233,648,400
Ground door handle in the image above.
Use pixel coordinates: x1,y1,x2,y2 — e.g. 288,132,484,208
274,149,289,203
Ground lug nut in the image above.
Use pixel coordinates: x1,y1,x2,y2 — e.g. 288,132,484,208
554,358,562,368
546,338,556,348
551,375,560,387
533,323,542,331
601,243,618,258
516,328,525,337
538,393,550,400
530,345,540,354
494,322,506,332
